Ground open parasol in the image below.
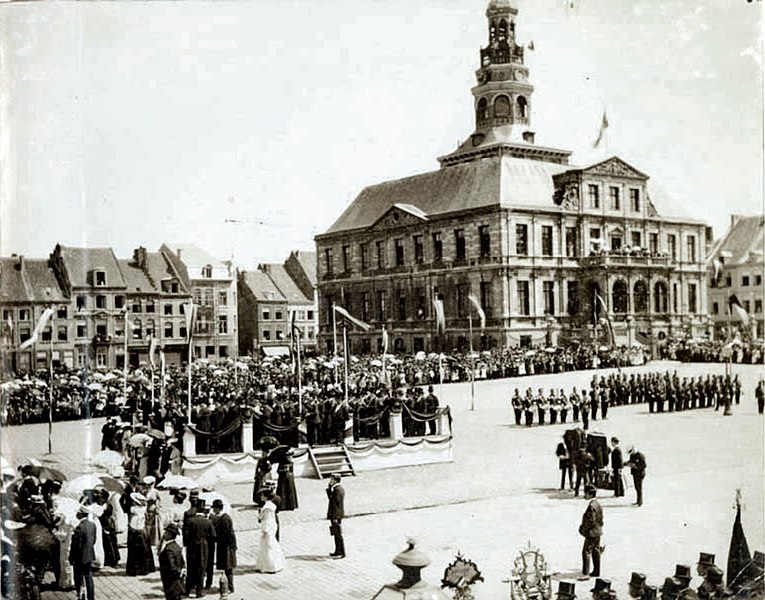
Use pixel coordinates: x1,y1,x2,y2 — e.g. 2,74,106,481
129,433,152,447
147,429,166,440
267,445,292,463
156,474,198,490
27,465,67,482
62,473,124,499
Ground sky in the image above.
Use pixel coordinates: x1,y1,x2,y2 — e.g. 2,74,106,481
1,0,762,269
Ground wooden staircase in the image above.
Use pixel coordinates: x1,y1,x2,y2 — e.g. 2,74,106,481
308,445,355,479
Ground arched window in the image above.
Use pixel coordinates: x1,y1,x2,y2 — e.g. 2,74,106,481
494,95,511,118
653,281,668,313
634,280,649,313
612,280,628,313
498,19,508,41
588,281,602,323
476,98,488,123
516,96,528,119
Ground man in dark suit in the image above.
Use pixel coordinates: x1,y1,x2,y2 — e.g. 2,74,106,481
626,445,647,507
326,473,345,558
579,484,604,577
212,499,237,593
610,436,624,497
159,523,186,600
185,499,216,598
69,506,97,600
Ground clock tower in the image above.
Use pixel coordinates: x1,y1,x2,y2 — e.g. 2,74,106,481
439,0,570,166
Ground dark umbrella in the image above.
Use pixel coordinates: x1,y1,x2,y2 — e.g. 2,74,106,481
28,466,67,482
267,445,292,463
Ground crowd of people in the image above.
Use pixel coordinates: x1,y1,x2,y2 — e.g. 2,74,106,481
668,340,764,364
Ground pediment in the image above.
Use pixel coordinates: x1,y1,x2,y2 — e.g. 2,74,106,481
582,157,649,180
369,203,429,231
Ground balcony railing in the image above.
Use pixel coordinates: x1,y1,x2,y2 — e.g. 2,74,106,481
580,253,672,269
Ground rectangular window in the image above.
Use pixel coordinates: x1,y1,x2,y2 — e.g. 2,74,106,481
609,186,620,210
324,248,334,275
164,304,173,315
413,235,424,264
455,284,468,318
480,281,492,316
114,295,125,309
630,188,640,212
541,225,553,257
757,275,763,286
145,320,155,337
57,306,67,319
712,302,719,315
725,275,732,287
377,291,388,321
667,234,677,261
263,329,271,341
756,300,762,314
218,316,228,334
164,322,173,338
145,300,155,313
95,271,106,287
454,229,466,260
744,300,751,313
567,281,579,315
342,245,351,272
96,353,107,367
398,290,407,320
673,283,678,313
395,239,405,266
376,241,386,268
307,310,314,320
262,309,271,320
170,281,179,293
276,329,285,341
611,236,622,251
432,233,443,262
649,233,659,254
631,231,642,248
543,281,555,315
57,325,68,341
96,322,107,337
275,310,283,321
687,236,697,262
479,225,490,258
179,325,187,339
361,292,370,321
590,227,601,240
416,288,427,319
565,227,578,258
361,243,370,270
517,281,530,316
77,322,88,338
41,327,52,342
19,308,30,321
218,291,227,306
19,327,31,343
588,184,600,209
132,299,141,312
516,224,528,256
76,296,87,310
742,275,750,287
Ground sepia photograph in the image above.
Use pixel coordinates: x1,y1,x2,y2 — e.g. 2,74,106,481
0,0,763,598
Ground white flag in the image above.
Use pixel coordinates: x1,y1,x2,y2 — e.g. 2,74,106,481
467,294,486,331
19,307,53,350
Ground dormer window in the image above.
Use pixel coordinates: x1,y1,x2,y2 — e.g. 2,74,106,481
202,265,213,278
94,270,106,287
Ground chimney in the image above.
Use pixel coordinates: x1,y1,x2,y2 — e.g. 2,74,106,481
133,246,147,269
522,131,535,144
17,255,24,270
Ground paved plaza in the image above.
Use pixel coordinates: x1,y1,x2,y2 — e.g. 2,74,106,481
2,360,764,599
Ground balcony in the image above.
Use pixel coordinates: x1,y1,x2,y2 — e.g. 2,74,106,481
93,334,113,345
580,252,672,269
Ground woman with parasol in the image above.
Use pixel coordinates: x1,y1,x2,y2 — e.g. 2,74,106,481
95,488,120,568
125,492,155,576
254,488,285,574
252,436,278,506
272,447,298,512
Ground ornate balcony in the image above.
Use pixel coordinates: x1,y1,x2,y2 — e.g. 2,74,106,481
580,253,673,269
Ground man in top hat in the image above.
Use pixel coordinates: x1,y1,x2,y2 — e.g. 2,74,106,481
674,565,692,590
610,437,624,498
557,580,577,600
591,578,612,600
696,553,716,578
579,484,604,577
159,523,186,600
326,473,345,559
643,585,658,600
69,505,97,600
211,499,237,594
184,499,216,598
625,445,647,507
661,577,684,600
630,573,647,598
697,566,724,600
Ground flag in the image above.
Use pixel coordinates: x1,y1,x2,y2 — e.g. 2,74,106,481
381,326,388,356
712,258,724,285
160,349,166,378
148,335,159,370
592,109,609,149
595,293,615,346
184,303,197,342
729,295,749,325
433,296,445,335
290,311,302,375
19,307,53,350
527,40,535,50
333,304,371,331
467,294,486,331
727,494,751,588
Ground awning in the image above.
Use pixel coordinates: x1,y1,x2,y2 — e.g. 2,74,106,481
261,346,290,357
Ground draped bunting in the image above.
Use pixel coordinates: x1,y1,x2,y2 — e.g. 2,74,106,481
186,417,242,439
402,404,449,423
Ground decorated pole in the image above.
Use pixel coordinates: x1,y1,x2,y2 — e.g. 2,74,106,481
468,314,475,411
332,302,339,385
123,310,129,400
342,321,349,405
47,313,54,455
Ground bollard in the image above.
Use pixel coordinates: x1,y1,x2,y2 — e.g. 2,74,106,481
241,421,254,452
183,429,197,457
389,411,404,440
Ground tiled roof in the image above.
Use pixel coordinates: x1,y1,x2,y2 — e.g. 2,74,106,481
290,251,317,287
0,257,33,303
163,243,226,269
260,264,312,303
144,252,189,294
118,260,157,294
708,215,764,265
57,246,126,289
24,259,66,302
240,270,285,302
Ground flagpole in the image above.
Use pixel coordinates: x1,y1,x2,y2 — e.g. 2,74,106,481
438,352,444,405
332,303,338,385
342,321,349,406
187,335,192,425
296,330,303,415
47,313,54,455
160,351,166,406
469,314,475,411
123,310,128,401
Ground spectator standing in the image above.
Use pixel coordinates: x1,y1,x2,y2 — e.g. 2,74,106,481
326,473,346,559
610,437,624,498
158,523,185,600
579,484,603,577
69,506,97,600
626,445,647,507
212,499,237,593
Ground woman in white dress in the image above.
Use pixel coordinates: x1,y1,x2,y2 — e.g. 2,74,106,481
255,490,285,574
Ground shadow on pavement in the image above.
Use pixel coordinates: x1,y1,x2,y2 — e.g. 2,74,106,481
531,487,580,501
550,569,590,581
287,554,334,562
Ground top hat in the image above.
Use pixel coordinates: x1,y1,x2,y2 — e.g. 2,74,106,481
592,579,612,593
164,522,180,537
643,585,658,600
189,490,200,497
630,573,647,589
660,578,684,597
697,554,715,567
674,565,692,583
599,591,617,600
584,484,598,495
557,581,576,598
212,499,224,509
704,566,724,586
